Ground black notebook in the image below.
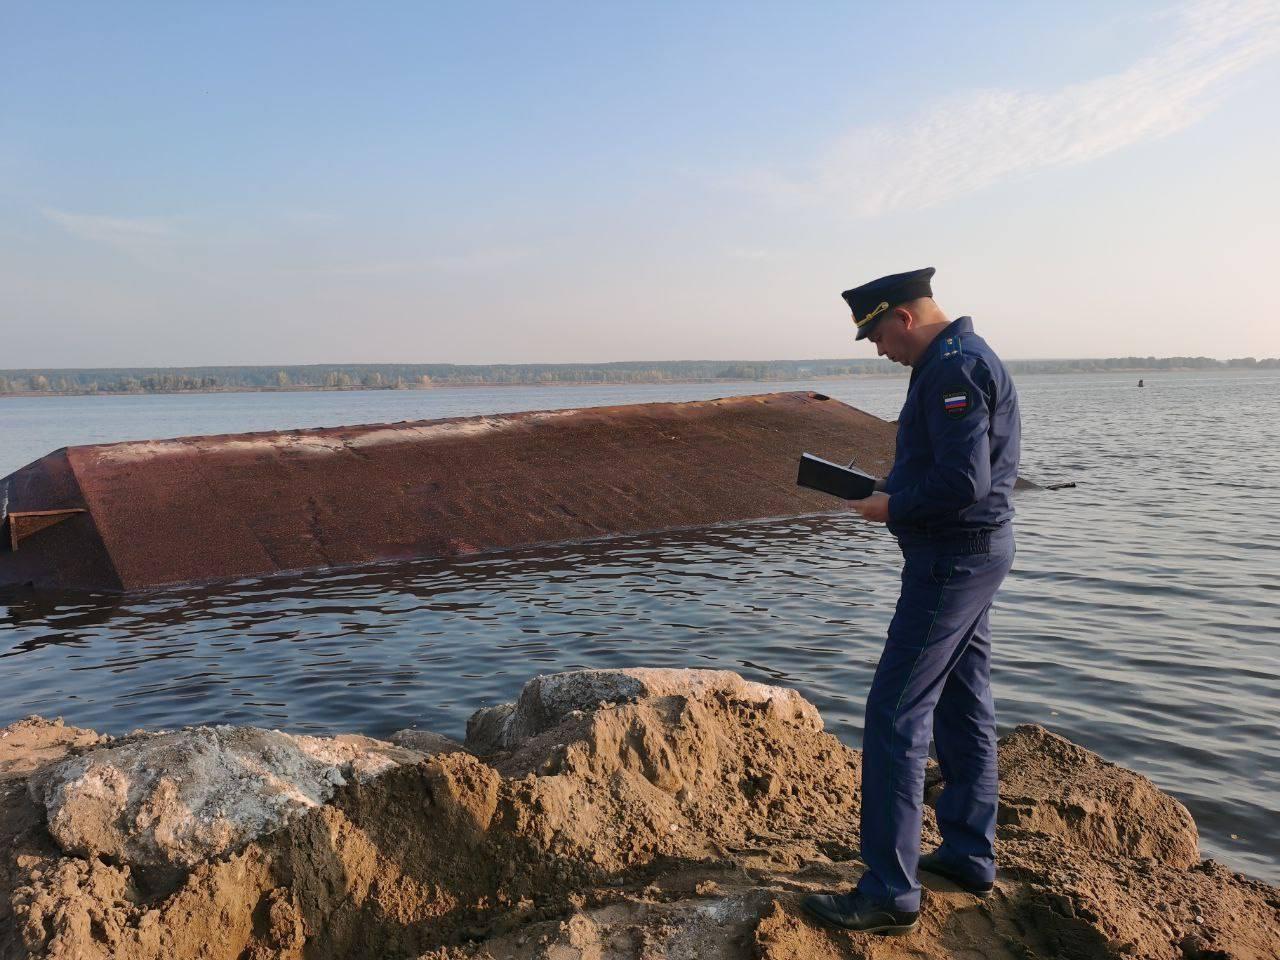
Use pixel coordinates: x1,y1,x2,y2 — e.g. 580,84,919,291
796,453,877,501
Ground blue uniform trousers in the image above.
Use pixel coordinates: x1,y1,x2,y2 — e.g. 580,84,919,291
855,525,1014,911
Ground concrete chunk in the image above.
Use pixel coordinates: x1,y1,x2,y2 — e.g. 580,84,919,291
28,725,420,869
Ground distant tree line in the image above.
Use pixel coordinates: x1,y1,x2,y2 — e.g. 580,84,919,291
0,355,1275,395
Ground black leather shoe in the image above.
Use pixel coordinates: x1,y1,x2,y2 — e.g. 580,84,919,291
800,891,918,934
918,851,994,897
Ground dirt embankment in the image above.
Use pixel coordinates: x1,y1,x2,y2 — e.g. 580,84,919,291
1,669,1276,960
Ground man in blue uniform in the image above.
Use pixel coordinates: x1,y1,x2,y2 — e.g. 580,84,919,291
802,268,1021,935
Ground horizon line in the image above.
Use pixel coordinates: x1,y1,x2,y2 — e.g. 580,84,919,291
3,353,1278,374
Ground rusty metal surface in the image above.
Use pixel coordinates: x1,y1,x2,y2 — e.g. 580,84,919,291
0,391,897,592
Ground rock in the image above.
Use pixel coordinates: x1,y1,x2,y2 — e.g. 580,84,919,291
464,703,516,756
465,668,822,754
391,728,469,755
28,725,420,869
997,723,1200,868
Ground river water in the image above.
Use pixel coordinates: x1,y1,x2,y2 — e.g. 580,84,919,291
1,372,1276,882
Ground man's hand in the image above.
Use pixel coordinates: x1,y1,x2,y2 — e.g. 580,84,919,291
851,491,890,523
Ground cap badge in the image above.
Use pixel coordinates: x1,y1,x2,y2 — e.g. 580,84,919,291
856,301,889,329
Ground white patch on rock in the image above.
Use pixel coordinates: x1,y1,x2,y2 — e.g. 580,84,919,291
28,725,422,869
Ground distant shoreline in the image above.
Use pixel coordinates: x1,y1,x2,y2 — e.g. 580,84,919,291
3,365,1278,399
0,373,894,399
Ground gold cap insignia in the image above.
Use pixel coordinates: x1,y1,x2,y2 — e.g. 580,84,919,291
856,301,889,329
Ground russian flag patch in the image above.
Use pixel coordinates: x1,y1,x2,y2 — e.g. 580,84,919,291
942,388,970,418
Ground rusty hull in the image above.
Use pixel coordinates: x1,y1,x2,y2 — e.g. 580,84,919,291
0,391,903,593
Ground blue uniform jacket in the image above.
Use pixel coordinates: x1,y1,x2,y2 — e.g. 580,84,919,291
884,316,1020,540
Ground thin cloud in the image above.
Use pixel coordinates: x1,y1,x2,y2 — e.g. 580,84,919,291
278,209,336,225
727,247,777,261
424,247,529,275
42,208,176,248
293,247,531,277
747,0,1280,217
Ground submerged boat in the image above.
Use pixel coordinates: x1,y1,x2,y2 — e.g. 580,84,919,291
1,391,902,592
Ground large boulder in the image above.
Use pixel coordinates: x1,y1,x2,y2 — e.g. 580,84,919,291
28,725,423,869
464,667,822,754
997,723,1199,868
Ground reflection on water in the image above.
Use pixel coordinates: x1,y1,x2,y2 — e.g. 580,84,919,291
1,371,1278,883
0,516,897,736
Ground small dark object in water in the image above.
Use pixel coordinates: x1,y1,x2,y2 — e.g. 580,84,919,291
1138,379,1144,388
1044,481,1077,490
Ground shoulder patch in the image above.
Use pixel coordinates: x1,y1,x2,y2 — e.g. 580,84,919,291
941,386,971,418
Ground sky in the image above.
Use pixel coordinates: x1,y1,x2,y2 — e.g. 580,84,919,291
2,0,1279,367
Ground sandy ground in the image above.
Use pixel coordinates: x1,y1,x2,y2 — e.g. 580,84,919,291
1,677,1276,960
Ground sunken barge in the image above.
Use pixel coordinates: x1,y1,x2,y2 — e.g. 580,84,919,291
1,391,908,593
